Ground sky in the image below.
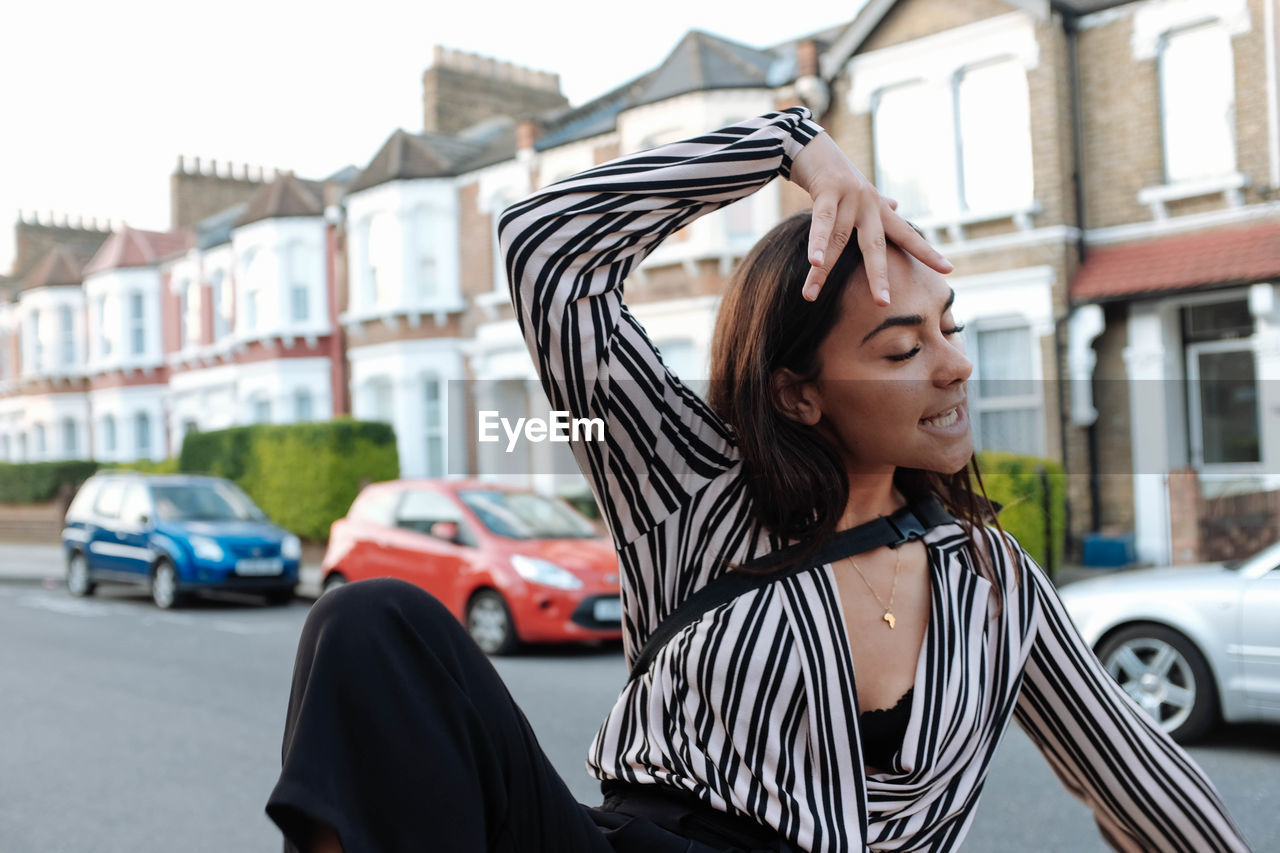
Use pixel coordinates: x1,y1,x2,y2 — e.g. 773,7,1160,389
0,1,863,277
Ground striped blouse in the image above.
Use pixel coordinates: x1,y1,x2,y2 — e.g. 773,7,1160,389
499,109,1250,852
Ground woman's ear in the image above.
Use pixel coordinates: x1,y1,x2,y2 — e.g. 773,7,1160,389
771,368,822,426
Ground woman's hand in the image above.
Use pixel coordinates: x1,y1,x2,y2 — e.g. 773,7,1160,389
789,132,952,306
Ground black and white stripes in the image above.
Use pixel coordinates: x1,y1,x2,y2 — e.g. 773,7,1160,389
500,110,1250,852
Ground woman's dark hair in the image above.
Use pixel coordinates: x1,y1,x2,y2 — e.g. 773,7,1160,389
707,211,1013,590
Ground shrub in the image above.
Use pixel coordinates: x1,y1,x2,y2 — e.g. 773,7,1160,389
975,451,1067,578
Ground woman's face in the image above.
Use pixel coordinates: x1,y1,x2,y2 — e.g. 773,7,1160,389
794,245,973,477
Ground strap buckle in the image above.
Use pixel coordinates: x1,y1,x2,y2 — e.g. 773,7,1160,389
886,508,930,548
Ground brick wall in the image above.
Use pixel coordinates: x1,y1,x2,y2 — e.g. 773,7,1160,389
1078,0,1275,229
457,182,493,302
169,159,265,230
422,63,568,135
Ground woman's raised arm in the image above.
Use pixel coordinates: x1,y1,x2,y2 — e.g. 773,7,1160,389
1013,544,1251,851
498,109,823,548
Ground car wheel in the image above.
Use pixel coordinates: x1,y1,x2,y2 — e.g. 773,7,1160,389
321,573,348,596
1097,624,1217,743
467,590,520,656
67,551,96,597
151,560,185,610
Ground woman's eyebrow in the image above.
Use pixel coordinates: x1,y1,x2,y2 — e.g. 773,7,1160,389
860,288,956,345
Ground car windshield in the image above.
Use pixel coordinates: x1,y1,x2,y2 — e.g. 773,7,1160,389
457,490,598,540
151,482,266,523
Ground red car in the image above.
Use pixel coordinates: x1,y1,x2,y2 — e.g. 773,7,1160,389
321,479,623,654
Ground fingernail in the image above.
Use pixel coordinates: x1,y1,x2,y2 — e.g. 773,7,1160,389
803,284,816,301
813,249,824,265
879,289,891,304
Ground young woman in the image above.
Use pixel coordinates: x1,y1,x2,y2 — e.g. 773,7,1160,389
267,109,1251,852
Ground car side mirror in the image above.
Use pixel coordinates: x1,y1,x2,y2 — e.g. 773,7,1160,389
429,521,459,543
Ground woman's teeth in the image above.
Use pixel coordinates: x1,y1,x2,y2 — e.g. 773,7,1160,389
921,407,959,427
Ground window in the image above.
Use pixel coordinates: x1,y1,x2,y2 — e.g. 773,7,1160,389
97,295,113,357
182,279,201,349
17,432,26,460
1160,23,1236,183
0,329,9,379
33,423,46,457
211,270,230,340
62,418,77,457
102,415,117,454
367,213,396,308
957,60,1033,212
92,481,127,519
289,243,309,322
969,325,1043,455
294,389,313,421
396,489,464,533
352,488,400,527
424,375,444,477
413,207,438,303
241,249,261,333
873,61,1034,221
252,396,271,424
30,309,43,370
134,412,151,456
129,292,145,356
654,339,698,380
120,484,151,526
59,305,75,366
1183,300,1258,465
0,435,8,460
873,82,955,217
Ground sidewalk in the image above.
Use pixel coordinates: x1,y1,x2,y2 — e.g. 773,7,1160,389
0,540,324,599
1,538,1116,597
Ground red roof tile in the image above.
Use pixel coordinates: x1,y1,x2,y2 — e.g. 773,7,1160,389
1072,221,1280,302
83,225,192,277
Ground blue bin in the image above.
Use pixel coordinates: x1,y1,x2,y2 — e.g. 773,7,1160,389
1082,533,1136,567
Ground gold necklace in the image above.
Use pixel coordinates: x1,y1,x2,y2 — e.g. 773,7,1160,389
847,547,902,629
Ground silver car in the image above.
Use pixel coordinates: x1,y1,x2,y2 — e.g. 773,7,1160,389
1059,544,1280,743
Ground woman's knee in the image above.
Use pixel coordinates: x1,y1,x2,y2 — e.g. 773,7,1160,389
304,578,464,651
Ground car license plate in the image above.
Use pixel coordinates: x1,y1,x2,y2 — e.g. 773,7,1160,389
593,597,622,622
236,557,283,576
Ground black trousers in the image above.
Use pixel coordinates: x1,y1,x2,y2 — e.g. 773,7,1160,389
265,578,798,853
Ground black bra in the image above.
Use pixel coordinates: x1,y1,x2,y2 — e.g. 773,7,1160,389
859,686,914,771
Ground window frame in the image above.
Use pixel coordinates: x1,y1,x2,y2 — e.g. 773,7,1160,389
1157,20,1238,185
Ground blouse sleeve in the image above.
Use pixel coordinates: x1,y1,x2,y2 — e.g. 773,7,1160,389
498,108,823,549
1013,543,1251,852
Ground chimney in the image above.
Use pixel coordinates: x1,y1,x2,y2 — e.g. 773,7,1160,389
796,39,819,79
517,119,541,152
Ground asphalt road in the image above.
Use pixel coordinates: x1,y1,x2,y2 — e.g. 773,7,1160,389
0,574,1275,851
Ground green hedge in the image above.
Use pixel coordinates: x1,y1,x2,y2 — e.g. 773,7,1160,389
179,418,400,541
976,451,1067,577
102,457,181,475
0,460,100,503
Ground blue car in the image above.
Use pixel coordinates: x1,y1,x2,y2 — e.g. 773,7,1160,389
60,472,301,608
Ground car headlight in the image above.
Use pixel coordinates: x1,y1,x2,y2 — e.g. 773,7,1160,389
190,536,225,562
510,555,583,590
281,535,301,560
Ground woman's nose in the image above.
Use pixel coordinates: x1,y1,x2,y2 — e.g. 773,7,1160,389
934,337,972,387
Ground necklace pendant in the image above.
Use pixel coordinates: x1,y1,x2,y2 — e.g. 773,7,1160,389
883,611,896,629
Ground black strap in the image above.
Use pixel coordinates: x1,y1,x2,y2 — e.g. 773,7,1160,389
627,496,955,683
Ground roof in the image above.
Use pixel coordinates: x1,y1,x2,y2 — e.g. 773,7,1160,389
537,29,787,151
347,119,517,195
18,246,89,292
631,29,778,107
83,225,193,277
820,0,1139,79
1071,222,1280,303
195,202,248,250
237,172,327,227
